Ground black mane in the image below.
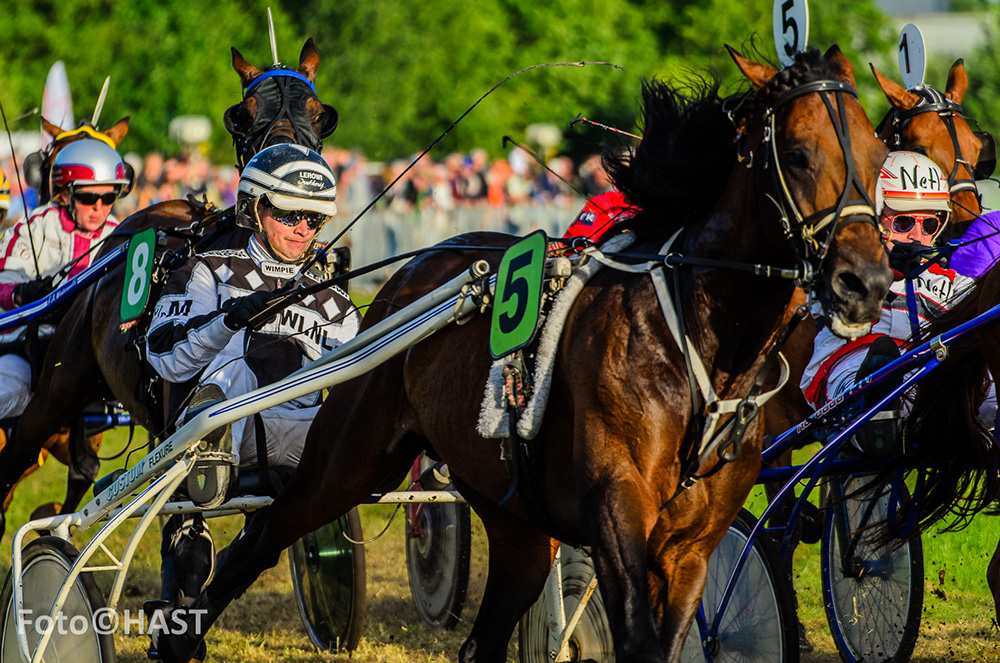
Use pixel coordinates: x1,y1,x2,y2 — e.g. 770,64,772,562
606,48,840,242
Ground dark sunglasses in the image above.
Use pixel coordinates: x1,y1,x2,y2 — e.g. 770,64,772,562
74,191,118,206
267,206,327,230
890,212,946,236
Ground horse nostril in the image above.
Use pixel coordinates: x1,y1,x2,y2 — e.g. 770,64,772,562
835,270,868,302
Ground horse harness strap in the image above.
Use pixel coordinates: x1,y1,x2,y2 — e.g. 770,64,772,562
589,234,797,507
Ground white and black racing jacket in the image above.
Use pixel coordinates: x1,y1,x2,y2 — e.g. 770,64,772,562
146,233,360,407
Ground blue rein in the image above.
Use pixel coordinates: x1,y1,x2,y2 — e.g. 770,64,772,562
245,69,315,94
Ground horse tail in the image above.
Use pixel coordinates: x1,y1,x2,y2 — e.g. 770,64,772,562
905,269,1000,534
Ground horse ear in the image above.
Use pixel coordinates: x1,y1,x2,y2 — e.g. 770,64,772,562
104,116,130,147
945,58,968,105
224,97,258,137
298,38,320,84
232,47,263,88
870,64,920,111
824,45,857,89
41,117,64,141
726,45,776,91
306,98,339,139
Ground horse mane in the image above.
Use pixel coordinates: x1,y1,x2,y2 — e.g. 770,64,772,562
905,267,1000,533
606,48,839,242
604,77,735,241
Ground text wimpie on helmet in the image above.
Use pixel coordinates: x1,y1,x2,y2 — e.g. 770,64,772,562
876,151,952,218
48,138,133,200
236,143,337,233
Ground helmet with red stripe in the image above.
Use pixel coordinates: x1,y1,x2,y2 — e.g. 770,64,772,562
49,139,132,200
876,151,951,217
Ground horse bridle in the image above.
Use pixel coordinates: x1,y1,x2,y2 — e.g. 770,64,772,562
742,79,879,288
877,87,997,202
232,69,335,169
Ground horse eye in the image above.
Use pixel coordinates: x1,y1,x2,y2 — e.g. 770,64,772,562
783,149,810,170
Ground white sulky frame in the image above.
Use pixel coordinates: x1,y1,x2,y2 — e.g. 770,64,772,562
10,260,491,663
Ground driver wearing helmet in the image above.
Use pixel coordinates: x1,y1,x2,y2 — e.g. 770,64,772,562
144,145,359,657
802,151,976,411
0,138,130,419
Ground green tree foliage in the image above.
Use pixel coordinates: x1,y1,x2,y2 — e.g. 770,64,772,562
0,0,900,162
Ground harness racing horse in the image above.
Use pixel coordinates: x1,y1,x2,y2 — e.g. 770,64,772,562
161,46,892,663
760,59,997,537
0,38,338,540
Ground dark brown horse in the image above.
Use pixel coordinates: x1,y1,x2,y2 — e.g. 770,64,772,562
0,38,338,539
161,46,892,663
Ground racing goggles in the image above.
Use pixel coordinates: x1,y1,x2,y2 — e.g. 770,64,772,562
74,191,118,206
888,212,947,237
266,205,327,230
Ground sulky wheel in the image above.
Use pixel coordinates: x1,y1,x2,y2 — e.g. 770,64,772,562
405,497,471,629
288,507,367,652
0,535,115,663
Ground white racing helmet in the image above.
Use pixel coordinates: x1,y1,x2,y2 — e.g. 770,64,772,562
49,139,132,200
876,151,951,218
236,144,337,232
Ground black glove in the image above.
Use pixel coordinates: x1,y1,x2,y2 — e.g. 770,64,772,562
222,291,275,330
888,241,926,276
15,276,55,306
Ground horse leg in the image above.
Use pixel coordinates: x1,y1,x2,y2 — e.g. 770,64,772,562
158,364,422,663
988,538,1000,625
646,540,711,662
61,424,102,514
456,490,553,663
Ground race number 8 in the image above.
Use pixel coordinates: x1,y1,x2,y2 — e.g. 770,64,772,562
120,228,156,322
490,231,546,359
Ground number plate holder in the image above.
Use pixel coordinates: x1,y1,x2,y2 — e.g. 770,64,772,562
120,228,156,322
490,231,547,359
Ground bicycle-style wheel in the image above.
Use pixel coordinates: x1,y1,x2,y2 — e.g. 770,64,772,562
0,536,115,663
405,500,471,629
821,475,923,663
680,508,799,663
518,544,615,663
289,508,367,652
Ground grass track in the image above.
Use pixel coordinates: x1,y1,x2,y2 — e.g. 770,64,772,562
1,431,998,661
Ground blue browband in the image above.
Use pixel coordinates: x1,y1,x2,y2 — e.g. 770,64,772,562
246,69,316,93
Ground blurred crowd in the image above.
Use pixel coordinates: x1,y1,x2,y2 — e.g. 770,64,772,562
0,146,614,226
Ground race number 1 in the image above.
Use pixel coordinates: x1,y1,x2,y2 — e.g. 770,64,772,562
490,231,546,359
120,228,156,322
898,24,926,90
773,0,809,68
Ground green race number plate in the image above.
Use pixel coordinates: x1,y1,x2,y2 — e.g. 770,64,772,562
490,231,546,359
120,228,156,322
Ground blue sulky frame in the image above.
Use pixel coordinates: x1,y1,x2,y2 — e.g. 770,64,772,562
692,296,1000,660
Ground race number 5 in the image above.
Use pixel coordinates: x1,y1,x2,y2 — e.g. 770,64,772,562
120,228,156,322
773,0,809,68
490,231,546,359
898,24,926,90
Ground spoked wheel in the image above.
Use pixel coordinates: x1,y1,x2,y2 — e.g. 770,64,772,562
405,498,471,629
289,508,367,652
0,536,115,662
821,475,923,663
680,508,799,663
518,544,615,663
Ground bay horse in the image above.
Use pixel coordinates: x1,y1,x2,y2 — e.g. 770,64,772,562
160,46,892,663
0,38,338,540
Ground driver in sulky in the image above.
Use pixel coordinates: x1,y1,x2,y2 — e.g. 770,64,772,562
144,143,359,660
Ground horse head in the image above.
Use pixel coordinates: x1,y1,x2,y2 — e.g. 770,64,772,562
728,45,892,339
871,60,994,239
23,116,130,205
223,38,339,170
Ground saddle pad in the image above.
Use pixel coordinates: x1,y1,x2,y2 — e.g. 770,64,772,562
477,232,636,439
